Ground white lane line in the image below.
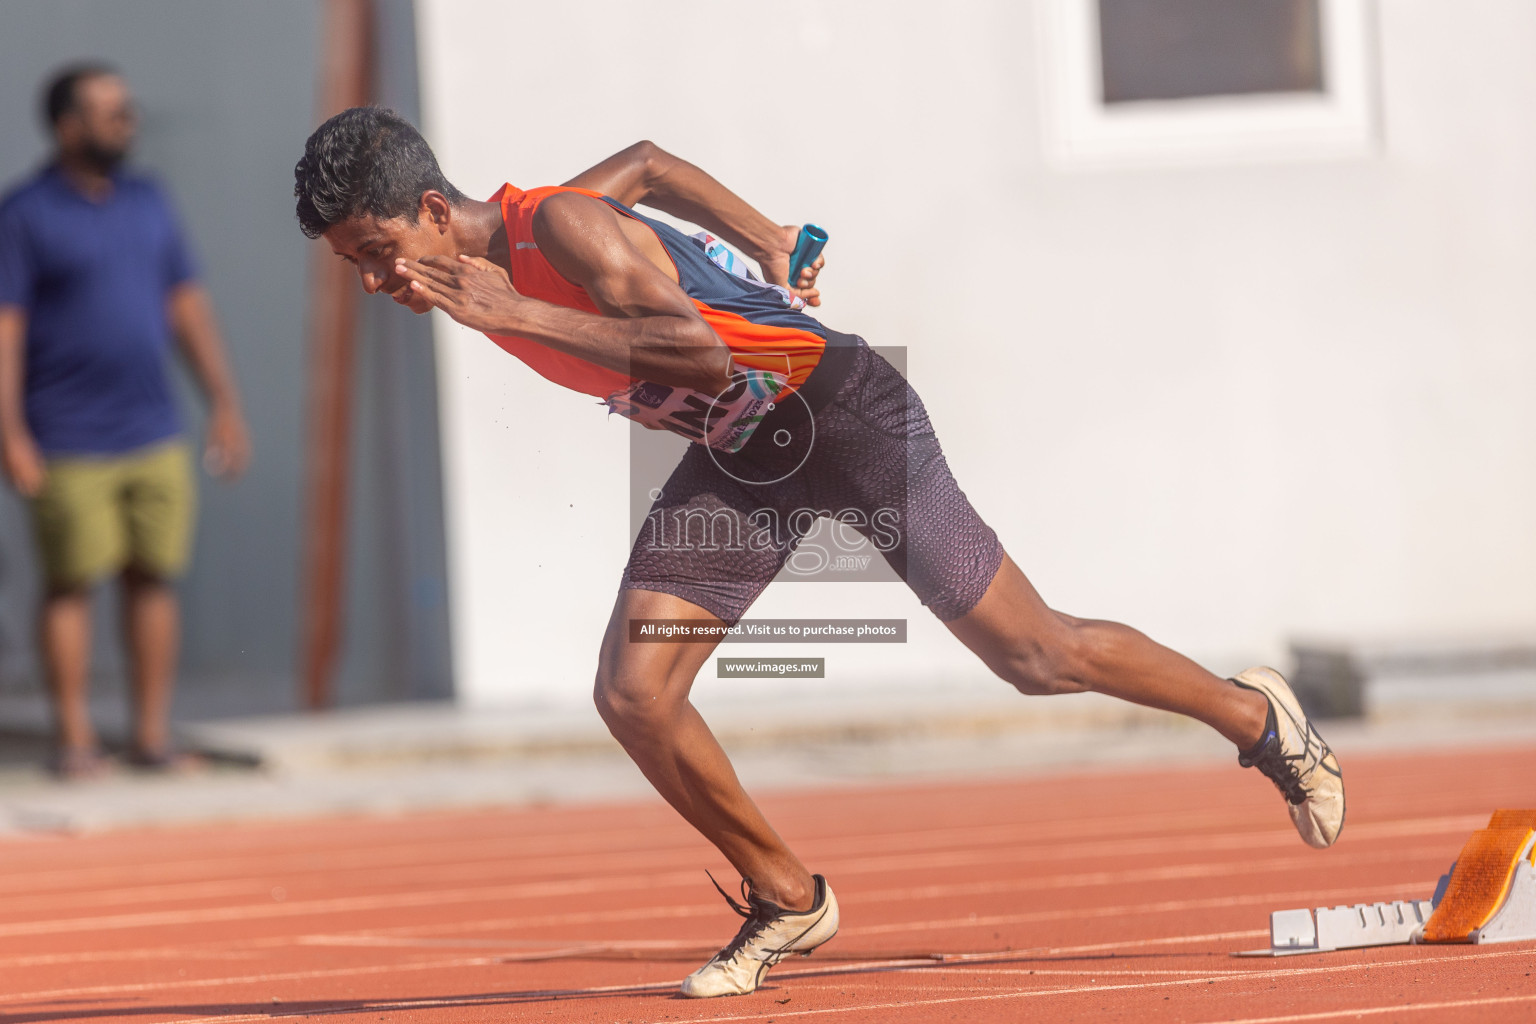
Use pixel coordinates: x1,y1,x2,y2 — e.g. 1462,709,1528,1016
0,821,698,892
0,809,1479,900
0,870,702,939
0,802,1220,890
773,938,1536,983
792,967,1256,982
5,929,1529,1019
0,947,263,968
0,928,1263,1008
149,982,693,1024
0,821,1449,915
293,902,721,943
812,842,1452,890
312,875,1436,944
0,878,274,914
296,935,709,953
0,840,1442,941
299,929,1273,962
12,952,1534,1024
0,836,1442,928
0,839,710,904
842,849,1439,903
1209,993,1536,1024
0,955,502,1005
807,813,1478,865
664,945,1536,1024
841,880,1440,937
951,968,1262,977
922,929,1269,958
899,944,1536,981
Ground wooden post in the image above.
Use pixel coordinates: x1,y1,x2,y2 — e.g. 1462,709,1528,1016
299,0,374,710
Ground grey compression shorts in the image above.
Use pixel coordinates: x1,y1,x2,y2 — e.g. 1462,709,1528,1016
621,333,1004,624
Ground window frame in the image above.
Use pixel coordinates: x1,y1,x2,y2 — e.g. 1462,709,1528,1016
1038,0,1378,169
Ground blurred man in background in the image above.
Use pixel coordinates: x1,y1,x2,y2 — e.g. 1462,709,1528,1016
0,63,250,778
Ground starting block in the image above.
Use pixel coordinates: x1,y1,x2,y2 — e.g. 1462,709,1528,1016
1237,809,1536,957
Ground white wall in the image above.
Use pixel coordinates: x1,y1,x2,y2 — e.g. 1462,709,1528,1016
417,0,1536,708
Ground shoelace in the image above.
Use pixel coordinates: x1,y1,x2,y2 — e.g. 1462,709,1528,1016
1247,718,1333,804
1237,690,1330,807
1249,734,1311,805
704,871,776,962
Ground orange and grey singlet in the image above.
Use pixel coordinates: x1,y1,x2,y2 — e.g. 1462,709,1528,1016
484,184,836,452
484,186,1004,627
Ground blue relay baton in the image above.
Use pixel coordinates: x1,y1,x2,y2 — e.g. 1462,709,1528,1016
786,224,828,288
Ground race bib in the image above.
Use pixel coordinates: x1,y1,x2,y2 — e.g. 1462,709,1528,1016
604,235,801,451
605,366,788,452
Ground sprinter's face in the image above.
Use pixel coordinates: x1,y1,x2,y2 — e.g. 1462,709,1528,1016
325,195,456,313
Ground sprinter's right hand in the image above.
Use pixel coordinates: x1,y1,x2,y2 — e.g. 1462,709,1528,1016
760,225,825,307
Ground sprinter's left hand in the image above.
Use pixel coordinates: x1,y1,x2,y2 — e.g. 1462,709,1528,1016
394,255,522,333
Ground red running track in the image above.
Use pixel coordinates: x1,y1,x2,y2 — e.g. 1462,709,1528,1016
1,743,1534,1023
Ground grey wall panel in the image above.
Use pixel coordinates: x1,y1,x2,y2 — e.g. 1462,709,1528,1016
0,0,452,726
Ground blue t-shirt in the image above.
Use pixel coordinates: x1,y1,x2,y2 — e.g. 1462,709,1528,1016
0,166,194,455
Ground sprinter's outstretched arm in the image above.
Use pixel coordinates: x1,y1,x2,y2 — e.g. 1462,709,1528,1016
565,141,824,304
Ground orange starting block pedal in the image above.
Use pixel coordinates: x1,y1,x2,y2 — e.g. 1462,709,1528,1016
1238,809,1536,956
1421,809,1536,944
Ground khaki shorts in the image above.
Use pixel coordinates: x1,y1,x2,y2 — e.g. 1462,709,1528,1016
30,439,196,590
